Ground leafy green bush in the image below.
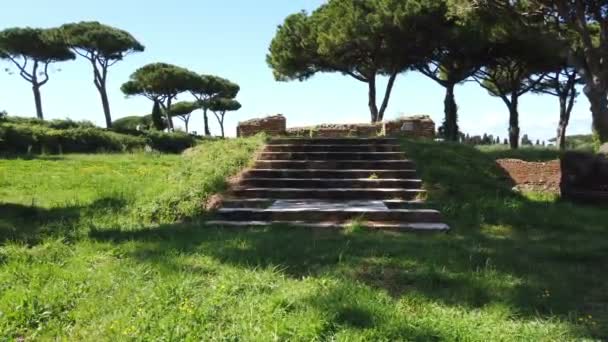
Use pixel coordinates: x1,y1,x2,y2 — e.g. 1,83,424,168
0,122,198,154
144,130,197,153
3,116,95,129
0,123,146,153
112,115,153,132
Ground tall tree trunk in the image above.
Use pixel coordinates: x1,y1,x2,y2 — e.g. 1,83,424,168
30,62,43,120
556,95,569,150
184,116,189,133
368,76,379,123
584,83,608,143
32,84,43,120
220,116,225,138
203,108,211,136
377,72,398,122
508,95,520,149
99,85,112,128
93,63,112,128
444,83,458,141
165,97,174,130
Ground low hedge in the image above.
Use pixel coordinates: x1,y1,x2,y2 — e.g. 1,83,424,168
0,122,198,154
1,116,97,130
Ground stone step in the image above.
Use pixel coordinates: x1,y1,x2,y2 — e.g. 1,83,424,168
221,198,428,209
239,178,422,189
206,220,450,232
216,208,441,222
230,187,425,200
264,144,401,152
258,152,406,161
254,160,415,170
270,138,398,145
243,169,418,179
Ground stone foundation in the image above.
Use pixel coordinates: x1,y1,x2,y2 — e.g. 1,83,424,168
237,114,435,138
237,114,286,137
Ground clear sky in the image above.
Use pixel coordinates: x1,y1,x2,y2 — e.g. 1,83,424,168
0,0,595,141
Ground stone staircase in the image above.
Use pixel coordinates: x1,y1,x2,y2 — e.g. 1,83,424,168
208,137,449,231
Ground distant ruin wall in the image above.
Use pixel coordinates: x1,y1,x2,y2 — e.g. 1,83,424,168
237,114,435,138
237,114,286,137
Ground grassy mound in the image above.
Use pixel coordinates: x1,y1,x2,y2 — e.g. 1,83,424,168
0,138,606,340
0,135,265,244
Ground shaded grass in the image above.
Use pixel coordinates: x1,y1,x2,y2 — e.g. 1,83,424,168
1,137,607,340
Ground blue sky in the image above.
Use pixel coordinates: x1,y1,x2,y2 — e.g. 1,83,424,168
0,0,594,141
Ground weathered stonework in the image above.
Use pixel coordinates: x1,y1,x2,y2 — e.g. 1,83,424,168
286,115,435,138
286,123,378,137
383,115,435,138
237,114,286,137
238,114,435,138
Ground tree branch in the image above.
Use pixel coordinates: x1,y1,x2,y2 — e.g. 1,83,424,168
73,49,91,60
519,73,547,96
39,62,50,86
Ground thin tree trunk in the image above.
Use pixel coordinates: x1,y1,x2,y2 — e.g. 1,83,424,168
557,121,568,150
184,116,190,133
166,97,174,130
368,76,379,123
32,84,43,120
584,83,608,143
203,108,211,136
377,72,398,122
93,62,112,128
99,85,112,128
220,115,225,138
444,83,458,141
508,95,520,149
30,61,44,120
556,95,569,150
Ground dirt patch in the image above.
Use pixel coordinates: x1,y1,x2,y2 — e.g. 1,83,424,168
497,159,561,193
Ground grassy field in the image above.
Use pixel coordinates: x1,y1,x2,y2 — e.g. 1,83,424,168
1,138,607,340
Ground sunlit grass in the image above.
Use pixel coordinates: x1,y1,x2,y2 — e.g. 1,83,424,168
0,137,606,340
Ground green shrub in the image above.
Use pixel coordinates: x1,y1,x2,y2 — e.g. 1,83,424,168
46,118,96,130
144,130,197,153
3,116,95,129
0,123,146,153
112,115,153,132
0,123,199,154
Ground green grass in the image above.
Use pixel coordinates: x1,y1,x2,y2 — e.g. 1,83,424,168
1,137,607,340
476,144,563,162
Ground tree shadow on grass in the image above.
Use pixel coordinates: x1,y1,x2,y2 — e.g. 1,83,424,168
0,197,127,245
88,140,608,338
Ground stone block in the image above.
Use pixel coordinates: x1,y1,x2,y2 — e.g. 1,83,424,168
237,114,286,137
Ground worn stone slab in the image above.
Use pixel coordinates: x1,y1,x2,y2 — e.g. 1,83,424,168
268,200,388,211
206,220,450,231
